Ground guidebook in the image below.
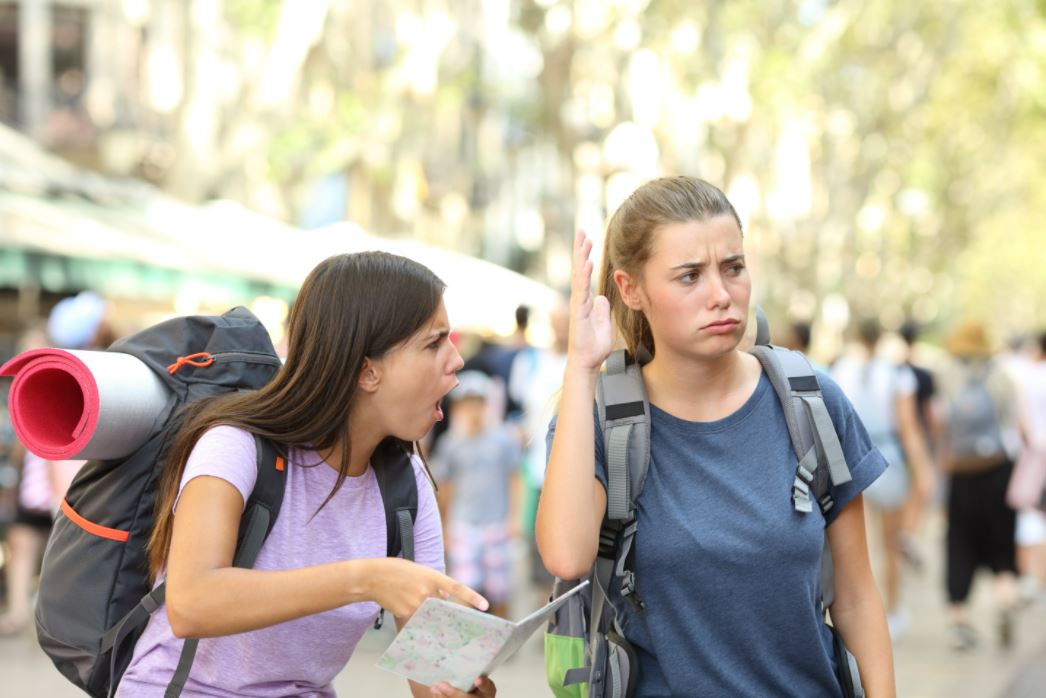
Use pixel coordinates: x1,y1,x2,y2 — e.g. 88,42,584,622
377,579,590,690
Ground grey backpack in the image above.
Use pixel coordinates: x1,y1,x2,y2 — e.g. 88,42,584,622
945,362,1007,462
544,310,864,698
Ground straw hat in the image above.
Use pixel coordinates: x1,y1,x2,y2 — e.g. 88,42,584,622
944,320,994,359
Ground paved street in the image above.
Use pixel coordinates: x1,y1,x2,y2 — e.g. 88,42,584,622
2,511,1045,696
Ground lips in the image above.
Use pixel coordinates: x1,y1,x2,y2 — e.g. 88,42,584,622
703,319,739,329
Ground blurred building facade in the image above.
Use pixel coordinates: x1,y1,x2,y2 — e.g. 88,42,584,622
0,0,1043,358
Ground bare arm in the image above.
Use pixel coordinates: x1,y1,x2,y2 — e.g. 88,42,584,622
895,391,933,500
827,496,896,698
508,470,523,537
535,231,613,580
165,476,487,638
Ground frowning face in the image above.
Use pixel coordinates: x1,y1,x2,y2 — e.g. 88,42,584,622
616,215,750,361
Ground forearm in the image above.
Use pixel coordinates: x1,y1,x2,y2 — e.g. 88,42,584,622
535,365,603,579
166,559,373,638
508,472,523,532
897,398,932,481
831,588,895,698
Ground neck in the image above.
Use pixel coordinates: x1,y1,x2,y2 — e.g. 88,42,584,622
643,347,751,414
320,407,383,478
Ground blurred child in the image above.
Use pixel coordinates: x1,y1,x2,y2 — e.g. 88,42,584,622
432,371,522,619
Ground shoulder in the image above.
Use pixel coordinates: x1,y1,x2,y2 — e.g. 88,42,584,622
814,370,848,408
411,453,437,493
178,426,259,511
189,425,257,463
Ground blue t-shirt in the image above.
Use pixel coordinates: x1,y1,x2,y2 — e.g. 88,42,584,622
547,369,886,697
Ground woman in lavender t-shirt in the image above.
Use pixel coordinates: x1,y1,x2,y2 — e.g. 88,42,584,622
118,253,496,698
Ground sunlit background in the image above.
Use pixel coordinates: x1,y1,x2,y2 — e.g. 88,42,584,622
1,0,1043,352
0,1,1045,696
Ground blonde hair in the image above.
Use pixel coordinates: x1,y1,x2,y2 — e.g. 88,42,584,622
598,176,742,357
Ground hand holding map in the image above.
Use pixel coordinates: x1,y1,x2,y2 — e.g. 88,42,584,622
378,580,590,691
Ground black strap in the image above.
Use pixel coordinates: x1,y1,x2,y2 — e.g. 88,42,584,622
104,587,165,698
163,436,285,697
371,439,418,559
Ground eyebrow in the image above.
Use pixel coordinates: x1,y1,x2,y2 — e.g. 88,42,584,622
421,329,451,343
669,254,745,271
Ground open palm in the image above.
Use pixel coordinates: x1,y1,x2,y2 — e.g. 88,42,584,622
569,230,613,371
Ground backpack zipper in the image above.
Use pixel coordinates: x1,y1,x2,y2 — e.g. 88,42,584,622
209,351,282,367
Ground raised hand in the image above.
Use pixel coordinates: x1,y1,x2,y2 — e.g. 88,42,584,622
568,230,613,372
363,557,488,619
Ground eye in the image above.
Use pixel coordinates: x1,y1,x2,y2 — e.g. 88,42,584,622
726,263,745,276
678,271,699,284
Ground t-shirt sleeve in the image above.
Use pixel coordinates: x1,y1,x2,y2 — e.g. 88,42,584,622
410,455,446,574
895,364,917,397
500,428,523,474
546,404,607,491
815,371,889,525
173,425,258,514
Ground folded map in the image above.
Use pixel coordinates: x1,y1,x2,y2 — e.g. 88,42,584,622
377,579,590,690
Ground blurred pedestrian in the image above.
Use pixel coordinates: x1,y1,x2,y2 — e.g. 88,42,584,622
831,318,934,640
509,300,568,588
431,371,522,619
1006,329,1046,605
897,320,939,573
937,321,1020,651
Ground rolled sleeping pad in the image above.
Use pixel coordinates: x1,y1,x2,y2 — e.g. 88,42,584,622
0,348,170,461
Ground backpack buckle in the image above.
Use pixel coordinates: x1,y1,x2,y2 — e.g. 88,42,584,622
620,571,644,611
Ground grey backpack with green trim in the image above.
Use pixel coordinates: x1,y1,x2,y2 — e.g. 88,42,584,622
543,310,865,698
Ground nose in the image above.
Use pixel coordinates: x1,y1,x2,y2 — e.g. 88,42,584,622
706,272,731,310
448,344,464,373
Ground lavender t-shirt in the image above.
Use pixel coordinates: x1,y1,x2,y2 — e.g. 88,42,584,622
117,426,444,697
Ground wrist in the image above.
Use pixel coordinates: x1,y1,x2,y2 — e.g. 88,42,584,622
564,359,601,381
343,558,374,604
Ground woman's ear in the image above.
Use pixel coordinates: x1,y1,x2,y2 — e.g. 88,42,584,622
613,269,644,311
358,358,382,393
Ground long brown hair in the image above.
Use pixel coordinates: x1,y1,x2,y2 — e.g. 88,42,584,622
598,176,742,357
147,252,445,580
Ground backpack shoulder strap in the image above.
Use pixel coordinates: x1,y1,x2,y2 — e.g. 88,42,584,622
594,348,652,613
748,338,851,516
596,349,651,522
748,311,852,615
372,440,419,561
161,435,287,698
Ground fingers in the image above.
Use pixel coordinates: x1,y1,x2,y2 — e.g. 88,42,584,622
430,677,496,697
572,230,594,295
445,579,489,612
473,676,496,696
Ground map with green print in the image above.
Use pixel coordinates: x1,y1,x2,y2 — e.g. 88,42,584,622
378,580,589,691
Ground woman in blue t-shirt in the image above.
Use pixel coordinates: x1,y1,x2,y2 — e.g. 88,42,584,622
536,176,895,696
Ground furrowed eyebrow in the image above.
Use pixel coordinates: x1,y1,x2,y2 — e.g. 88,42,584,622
669,255,744,272
670,261,707,272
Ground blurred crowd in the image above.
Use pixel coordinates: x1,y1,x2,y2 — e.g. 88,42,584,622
1,292,1045,665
